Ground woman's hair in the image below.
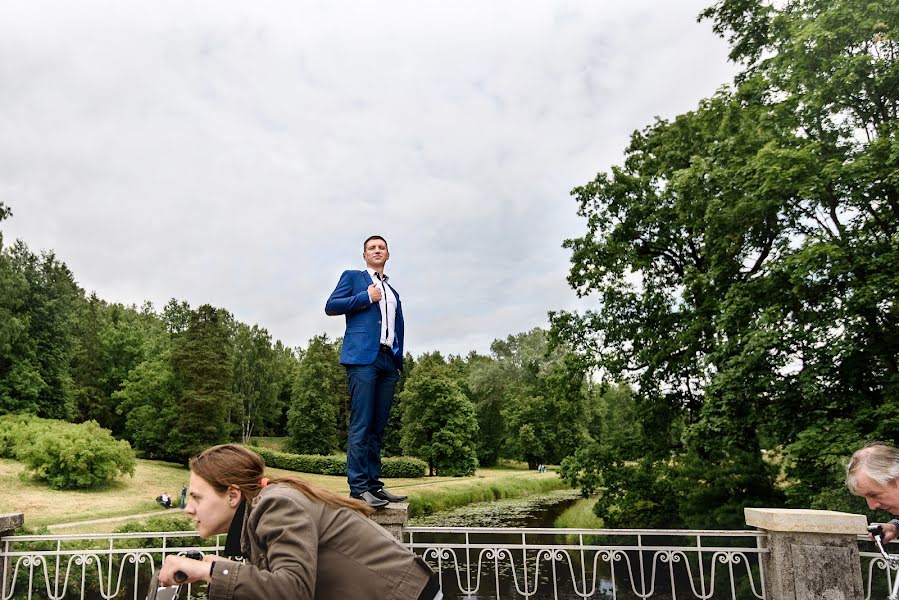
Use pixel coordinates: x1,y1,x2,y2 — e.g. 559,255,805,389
846,441,899,494
189,444,373,516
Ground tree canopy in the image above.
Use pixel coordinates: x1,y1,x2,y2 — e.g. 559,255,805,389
554,0,899,525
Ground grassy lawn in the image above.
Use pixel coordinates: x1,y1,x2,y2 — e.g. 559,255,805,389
2,456,561,532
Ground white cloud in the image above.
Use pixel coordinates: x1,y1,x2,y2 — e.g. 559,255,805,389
0,0,736,355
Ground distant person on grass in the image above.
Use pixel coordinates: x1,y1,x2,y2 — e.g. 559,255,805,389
158,444,439,600
846,441,899,542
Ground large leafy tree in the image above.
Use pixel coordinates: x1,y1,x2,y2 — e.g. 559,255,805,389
491,329,590,467
400,353,479,476
555,0,899,525
701,0,899,507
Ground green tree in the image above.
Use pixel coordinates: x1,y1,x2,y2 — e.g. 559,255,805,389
70,297,166,434
115,353,178,459
554,0,899,525
465,352,506,467
0,232,37,415
232,323,281,443
286,334,343,455
0,242,82,419
585,382,644,461
400,353,479,476
382,352,414,457
167,304,236,462
264,340,299,437
488,329,590,467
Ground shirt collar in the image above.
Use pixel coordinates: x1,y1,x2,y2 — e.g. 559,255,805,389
222,499,246,559
366,267,388,282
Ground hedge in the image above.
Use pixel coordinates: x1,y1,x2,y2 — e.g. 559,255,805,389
247,446,426,478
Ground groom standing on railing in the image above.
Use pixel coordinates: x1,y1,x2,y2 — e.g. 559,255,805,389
325,235,408,510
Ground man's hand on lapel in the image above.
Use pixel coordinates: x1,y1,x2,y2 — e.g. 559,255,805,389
368,284,382,303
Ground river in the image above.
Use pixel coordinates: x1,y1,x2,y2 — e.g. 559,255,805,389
406,491,760,600
407,490,621,599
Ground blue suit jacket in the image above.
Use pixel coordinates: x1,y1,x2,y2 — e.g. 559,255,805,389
325,270,404,370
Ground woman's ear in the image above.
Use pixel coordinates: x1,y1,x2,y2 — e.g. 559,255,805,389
227,485,242,507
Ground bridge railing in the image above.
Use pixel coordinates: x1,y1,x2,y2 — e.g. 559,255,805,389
1,509,894,599
0,530,224,600
405,526,768,600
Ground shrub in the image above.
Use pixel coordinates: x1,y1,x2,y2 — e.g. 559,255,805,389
247,446,426,478
382,456,427,478
16,420,136,489
0,413,47,458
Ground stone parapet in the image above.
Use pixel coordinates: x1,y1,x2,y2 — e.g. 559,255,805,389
745,508,867,535
1,514,24,596
370,502,408,541
0,514,23,537
745,507,866,600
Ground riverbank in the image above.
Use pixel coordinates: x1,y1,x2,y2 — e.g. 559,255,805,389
407,470,568,517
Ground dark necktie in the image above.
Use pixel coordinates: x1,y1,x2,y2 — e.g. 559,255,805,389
375,273,388,344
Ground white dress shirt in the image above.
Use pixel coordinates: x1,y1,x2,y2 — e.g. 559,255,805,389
366,267,397,348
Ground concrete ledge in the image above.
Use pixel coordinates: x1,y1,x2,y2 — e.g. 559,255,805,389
370,503,408,540
0,513,24,534
745,507,867,535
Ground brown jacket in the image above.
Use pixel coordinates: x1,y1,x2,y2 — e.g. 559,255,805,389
206,484,432,599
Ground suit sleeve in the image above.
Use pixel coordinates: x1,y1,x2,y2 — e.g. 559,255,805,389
325,271,372,316
206,491,318,600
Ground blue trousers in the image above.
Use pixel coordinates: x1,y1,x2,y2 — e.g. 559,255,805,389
345,349,399,496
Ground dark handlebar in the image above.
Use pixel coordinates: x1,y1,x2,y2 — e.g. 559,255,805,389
173,550,204,583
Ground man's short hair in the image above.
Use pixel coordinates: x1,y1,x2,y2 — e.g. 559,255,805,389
363,235,388,250
846,441,899,494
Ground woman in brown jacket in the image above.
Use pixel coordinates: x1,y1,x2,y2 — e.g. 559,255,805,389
158,444,440,600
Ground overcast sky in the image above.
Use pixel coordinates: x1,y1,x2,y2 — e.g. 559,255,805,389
0,0,736,356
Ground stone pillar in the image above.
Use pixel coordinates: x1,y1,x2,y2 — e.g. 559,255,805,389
0,513,24,600
370,502,408,541
745,507,867,600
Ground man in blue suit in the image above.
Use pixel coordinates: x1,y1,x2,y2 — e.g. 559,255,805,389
325,235,408,508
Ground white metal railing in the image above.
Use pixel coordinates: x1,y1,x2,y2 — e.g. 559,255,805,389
7,526,899,598
405,527,768,599
858,534,899,600
0,531,222,600
1,527,769,599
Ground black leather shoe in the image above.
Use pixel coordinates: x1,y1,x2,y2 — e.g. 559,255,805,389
352,490,388,509
371,488,408,503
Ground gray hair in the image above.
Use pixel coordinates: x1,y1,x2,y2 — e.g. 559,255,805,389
846,441,899,494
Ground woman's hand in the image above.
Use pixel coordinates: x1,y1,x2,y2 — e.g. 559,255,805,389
158,555,211,587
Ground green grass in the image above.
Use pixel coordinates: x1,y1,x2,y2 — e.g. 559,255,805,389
553,497,604,529
4,453,565,533
248,436,290,451
408,473,567,517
